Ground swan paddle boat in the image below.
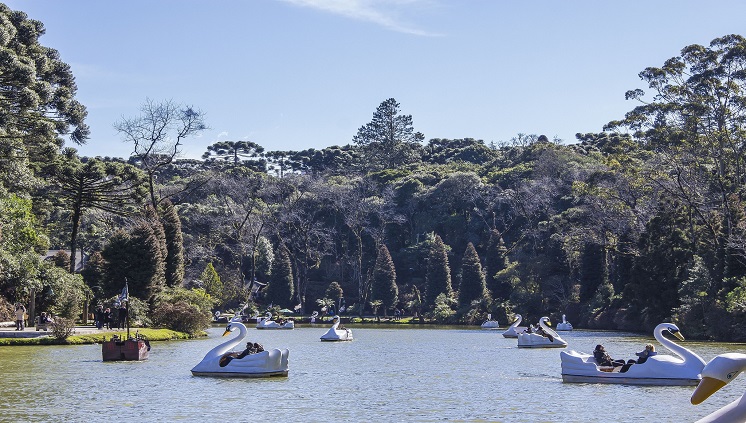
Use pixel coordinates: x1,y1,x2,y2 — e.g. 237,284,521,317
560,322,705,385
517,316,567,348
502,314,528,338
481,314,499,330
690,353,746,422
191,321,289,378
556,314,573,331
256,312,295,329
320,315,353,341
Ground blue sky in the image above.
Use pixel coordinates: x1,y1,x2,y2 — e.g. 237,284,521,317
6,0,746,159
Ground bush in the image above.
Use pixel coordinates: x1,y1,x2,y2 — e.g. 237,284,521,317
50,317,75,340
151,301,211,335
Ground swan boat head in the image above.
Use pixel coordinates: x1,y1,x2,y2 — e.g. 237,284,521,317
191,321,290,377
692,353,746,405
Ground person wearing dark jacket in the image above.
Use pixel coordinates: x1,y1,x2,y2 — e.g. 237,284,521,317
593,344,625,367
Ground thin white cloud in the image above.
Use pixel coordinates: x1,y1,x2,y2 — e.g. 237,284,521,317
278,0,441,36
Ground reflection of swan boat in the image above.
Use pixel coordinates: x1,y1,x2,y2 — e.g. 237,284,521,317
480,314,499,329
517,317,567,348
502,314,527,338
560,323,705,385
320,315,353,342
191,321,289,378
556,314,573,331
691,353,746,422
256,312,294,330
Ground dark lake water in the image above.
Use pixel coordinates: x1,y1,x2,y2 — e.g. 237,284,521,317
0,324,743,422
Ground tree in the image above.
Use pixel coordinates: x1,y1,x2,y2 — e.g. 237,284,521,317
0,5,89,153
199,262,223,302
265,244,294,308
202,140,265,171
371,244,398,316
160,199,185,287
52,151,146,273
115,98,207,206
101,224,166,302
606,34,746,284
458,242,488,308
353,98,424,170
325,281,344,310
425,234,452,308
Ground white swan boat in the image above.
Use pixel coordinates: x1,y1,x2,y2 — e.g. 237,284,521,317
560,322,705,385
502,314,528,338
556,314,573,331
310,311,318,324
256,312,294,329
691,353,746,422
191,321,289,378
517,316,567,348
320,315,353,341
481,314,499,329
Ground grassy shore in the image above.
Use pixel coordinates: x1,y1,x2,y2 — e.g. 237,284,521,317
0,328,198,346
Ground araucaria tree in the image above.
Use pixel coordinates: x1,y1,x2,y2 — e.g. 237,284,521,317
371,244,397,316
459,242,488,308
425,234,452,309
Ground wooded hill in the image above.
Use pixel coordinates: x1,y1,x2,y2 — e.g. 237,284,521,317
1,5,745,340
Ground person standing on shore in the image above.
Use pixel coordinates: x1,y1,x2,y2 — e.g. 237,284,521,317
14,303,26,331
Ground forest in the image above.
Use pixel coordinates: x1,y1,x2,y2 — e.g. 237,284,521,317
1,4,745,340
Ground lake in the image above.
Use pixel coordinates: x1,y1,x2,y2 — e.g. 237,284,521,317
0,324,743,422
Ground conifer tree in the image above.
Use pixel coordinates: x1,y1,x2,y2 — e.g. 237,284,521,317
371,244,398,316
200,263,223,301
265,244,294,307
485,230,509,300
459,243,487,307
160,199,185,287
426,234,452,308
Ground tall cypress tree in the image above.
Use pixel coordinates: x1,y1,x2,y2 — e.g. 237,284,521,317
265,244,294,308
160,199,185,287
485,230,510,300
426,234,452,308
371,244,398,316
459,242,487,308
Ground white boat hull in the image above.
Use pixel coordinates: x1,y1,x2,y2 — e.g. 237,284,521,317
561,373,699,386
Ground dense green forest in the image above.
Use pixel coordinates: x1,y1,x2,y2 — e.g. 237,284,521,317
2,4,745,340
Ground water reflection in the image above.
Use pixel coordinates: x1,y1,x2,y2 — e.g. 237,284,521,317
0,325,743,422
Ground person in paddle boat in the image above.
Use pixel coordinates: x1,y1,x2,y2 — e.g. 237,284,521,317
593,344,625,368
619,343,658,373
219,341,265,367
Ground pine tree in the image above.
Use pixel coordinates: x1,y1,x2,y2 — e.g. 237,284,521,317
426,234,452,308
265,244,294,307
371,244,398,316
200,263,223,301
160,199,185,287
485,230,510,300
459,243,487,307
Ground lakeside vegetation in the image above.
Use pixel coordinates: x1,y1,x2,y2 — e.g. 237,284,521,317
1,4,746,341
0,328,193,346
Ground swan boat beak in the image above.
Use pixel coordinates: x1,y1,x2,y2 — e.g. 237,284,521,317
670,330,685,342
222,326,232,336
691,377,727,405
